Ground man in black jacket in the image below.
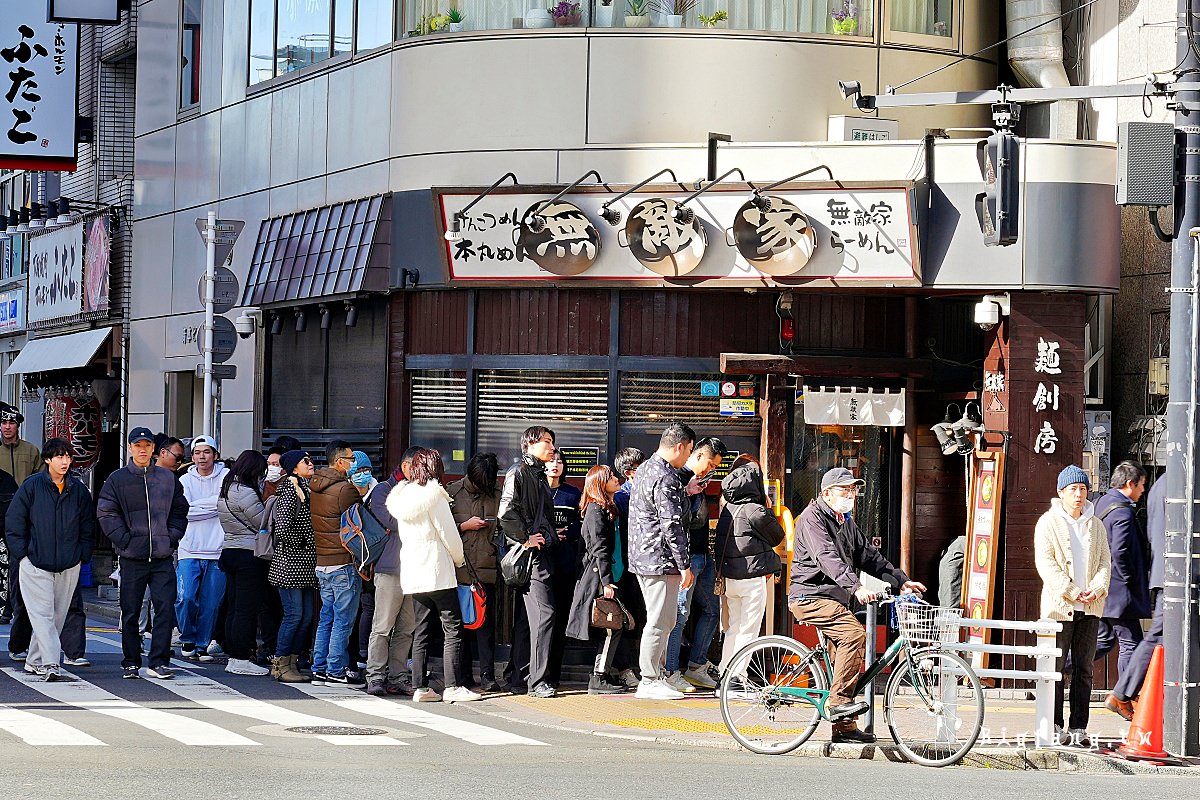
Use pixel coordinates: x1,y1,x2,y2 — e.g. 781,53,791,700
4,439,95,681
499,426,558,698
789,467,924,744
97,427,190,680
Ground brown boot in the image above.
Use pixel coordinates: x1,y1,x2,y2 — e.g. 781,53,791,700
270,656,285,680
278,655,309,683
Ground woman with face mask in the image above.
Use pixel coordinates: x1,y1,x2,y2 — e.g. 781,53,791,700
713,456,785,675
216,450,272,676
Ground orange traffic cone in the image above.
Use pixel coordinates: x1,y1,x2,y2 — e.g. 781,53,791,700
1118,645,1170,761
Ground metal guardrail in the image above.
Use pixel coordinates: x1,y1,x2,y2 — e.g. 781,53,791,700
863,607,1064,748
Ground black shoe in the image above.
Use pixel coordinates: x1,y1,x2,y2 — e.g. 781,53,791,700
507,683,528,695
529,682,556,698
146,665,175,680
325,673,366,687
0,613,11,625
831,727,877,745
479,680,502,694
122,666,140,679
828,700,869,721
588,675,626,695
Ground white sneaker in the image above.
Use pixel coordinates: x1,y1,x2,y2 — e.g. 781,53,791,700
634,678,685,700
207,641,224,656
412,687,441,702
442,686,482,703
9,650,26,662
62,656,91,668
682,663,718,689
225,658,269,676
1067,728,1092,748
664,671,698,694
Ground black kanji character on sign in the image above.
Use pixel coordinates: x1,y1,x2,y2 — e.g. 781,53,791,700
5,67,36,103
868,201,893,226
827,199,850,224
452,238,476,261
7,108,36,144
1,25,48,65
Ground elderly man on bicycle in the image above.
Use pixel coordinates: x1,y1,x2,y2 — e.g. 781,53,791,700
789,467,925,744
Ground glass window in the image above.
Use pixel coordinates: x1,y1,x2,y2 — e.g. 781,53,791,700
410,370,468,474
277,0,331,75
180,0,202,107
476,370,609,470
890,0,952,38
618,372,760,464
333,0,353,56
249,0,275,85
356,0,394,50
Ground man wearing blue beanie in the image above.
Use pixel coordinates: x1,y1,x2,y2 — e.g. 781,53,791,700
1034,464,1111,747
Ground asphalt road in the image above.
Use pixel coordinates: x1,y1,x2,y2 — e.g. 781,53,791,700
0,627,1195,799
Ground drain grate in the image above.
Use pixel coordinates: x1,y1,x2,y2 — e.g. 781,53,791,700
285,725,388,736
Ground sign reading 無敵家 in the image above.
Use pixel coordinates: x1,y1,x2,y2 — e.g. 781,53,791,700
28,222,84,323
436,183,919,285
0,4,79,170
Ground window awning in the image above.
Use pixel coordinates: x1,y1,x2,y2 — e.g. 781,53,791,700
241,194,392,307
5,327,113,375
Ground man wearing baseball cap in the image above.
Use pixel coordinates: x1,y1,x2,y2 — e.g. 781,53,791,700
96,427,190,679
788,467,924,744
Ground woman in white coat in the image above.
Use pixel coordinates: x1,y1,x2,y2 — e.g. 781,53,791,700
386,448,480,703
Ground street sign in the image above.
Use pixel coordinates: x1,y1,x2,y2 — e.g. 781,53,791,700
196,363,237,381
700,381,719,397
197,266,240,314
719,398,756,417
720,381,737,397
196,315,237,363
194,218,245,266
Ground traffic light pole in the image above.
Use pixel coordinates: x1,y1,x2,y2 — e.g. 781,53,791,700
1163,0,1200,757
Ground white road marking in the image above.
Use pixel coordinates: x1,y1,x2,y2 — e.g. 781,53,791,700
288,683,548,746
1,667,258,746
0,699,107,746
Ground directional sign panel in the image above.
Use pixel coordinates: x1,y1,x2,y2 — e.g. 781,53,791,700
197,266,240,314
195,316,238,363
195,218,246,266
196,364,238,381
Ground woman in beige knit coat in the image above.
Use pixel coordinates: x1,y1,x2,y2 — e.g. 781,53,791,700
1033,465,1111,747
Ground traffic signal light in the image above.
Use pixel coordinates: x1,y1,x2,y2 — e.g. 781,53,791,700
975,131,1019,246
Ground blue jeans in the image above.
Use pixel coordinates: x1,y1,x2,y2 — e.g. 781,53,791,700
276,587,315,658
666,553,719,673
313,565,361,677
175,558,226,648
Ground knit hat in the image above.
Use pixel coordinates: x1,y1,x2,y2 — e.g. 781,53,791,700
0,403,24,424
1057,464,1090,492
280,450,308,475
350,450,372,474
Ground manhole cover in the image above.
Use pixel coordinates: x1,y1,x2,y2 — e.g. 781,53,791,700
285,726,388,736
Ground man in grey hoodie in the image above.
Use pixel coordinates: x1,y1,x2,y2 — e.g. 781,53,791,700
176,435,228,662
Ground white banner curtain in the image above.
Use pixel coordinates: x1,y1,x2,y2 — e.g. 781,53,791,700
802,387,906,427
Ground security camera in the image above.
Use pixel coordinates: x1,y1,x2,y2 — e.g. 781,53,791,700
234,308,262,339
973,293,1011,331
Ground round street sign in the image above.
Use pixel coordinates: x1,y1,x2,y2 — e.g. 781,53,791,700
720,381,737,397
198,266,240,314
195,315,238,363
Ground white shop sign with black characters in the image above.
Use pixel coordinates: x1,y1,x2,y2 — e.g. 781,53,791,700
28,221,84,323
0,3,78,167
437,184,919,284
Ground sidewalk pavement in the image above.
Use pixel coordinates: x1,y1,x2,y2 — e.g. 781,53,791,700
79,587,1197,774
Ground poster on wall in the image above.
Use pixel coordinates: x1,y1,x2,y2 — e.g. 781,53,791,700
28,221,83,323
0,287,25,333
0,3,79,170
83,214,111,313
44,395,102,471
962,451,1006,667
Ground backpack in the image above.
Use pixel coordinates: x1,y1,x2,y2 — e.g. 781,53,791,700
340,501,390,580
254,495,279,560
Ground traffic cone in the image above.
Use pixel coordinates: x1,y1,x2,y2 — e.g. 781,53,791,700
1118,645,1170,761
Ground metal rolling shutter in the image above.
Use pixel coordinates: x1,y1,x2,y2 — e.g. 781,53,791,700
409,370,468,473
618,372,761,458
476,370,609,468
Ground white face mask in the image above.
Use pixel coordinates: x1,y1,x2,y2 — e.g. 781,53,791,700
828,495,855,515
266,465,284,483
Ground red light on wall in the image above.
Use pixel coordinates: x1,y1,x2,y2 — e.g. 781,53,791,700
780,317,795,342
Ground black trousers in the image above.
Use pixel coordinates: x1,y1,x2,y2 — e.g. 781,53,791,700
547,568,574,686
258,584,282,658
351,584,374,665
411,588,463,690
1054,611,1100,730
523,566,556,689
119,557,177,668
503,587,530,688
458,582,497,685
218,549,268,661
1114,590,1165,701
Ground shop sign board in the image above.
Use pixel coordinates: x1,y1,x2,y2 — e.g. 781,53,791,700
28,221,84,323
0,287,25,333
44,395,101,471
437,183,919,286
963,452,1005,667
558,446,599,479
48,0,122,25
709,450,742,482
802,386,905,427
700,381,719,397
0,5,79,170
83,214,112,313
719,398,756,417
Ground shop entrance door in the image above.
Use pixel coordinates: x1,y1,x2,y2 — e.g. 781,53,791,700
786,394,901,567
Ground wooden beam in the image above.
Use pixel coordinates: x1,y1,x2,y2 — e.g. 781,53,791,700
721,352,933,379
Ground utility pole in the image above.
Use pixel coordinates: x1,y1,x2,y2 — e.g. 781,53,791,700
1164,0,1200,757
201,210,216,438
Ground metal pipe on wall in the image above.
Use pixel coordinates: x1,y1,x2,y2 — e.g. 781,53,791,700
900,295,918,577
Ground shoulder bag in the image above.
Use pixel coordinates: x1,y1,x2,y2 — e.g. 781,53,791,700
457,553,488,630
591,593,634,631
499,538,533,588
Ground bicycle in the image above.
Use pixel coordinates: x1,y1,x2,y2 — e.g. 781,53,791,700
718,593,985,767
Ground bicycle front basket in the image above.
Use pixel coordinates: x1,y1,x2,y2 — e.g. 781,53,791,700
894,603,963,645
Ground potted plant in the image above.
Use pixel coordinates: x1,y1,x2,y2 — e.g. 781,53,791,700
653,0,695,27
830,1,859,35
698,9,727,28
625,0,650,27
525,6,555,27
446,6,465,32
596,0,615,27
552,1,581,25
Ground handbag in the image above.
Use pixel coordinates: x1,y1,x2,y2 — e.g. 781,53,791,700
253,495,278,561
458,554,488,630
713,506,738,597
499,539,533,588
591,594,633,631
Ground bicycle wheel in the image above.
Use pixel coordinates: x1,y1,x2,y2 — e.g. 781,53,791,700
719,635,827,755
883,647,984,767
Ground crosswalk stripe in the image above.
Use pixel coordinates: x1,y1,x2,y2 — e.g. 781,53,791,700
289,683,549,746
0,702,107,746
144,668,408,746
1,667,259,746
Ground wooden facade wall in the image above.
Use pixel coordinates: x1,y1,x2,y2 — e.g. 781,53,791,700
912,420,968,591
406,290,468,354
475,289,609,355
